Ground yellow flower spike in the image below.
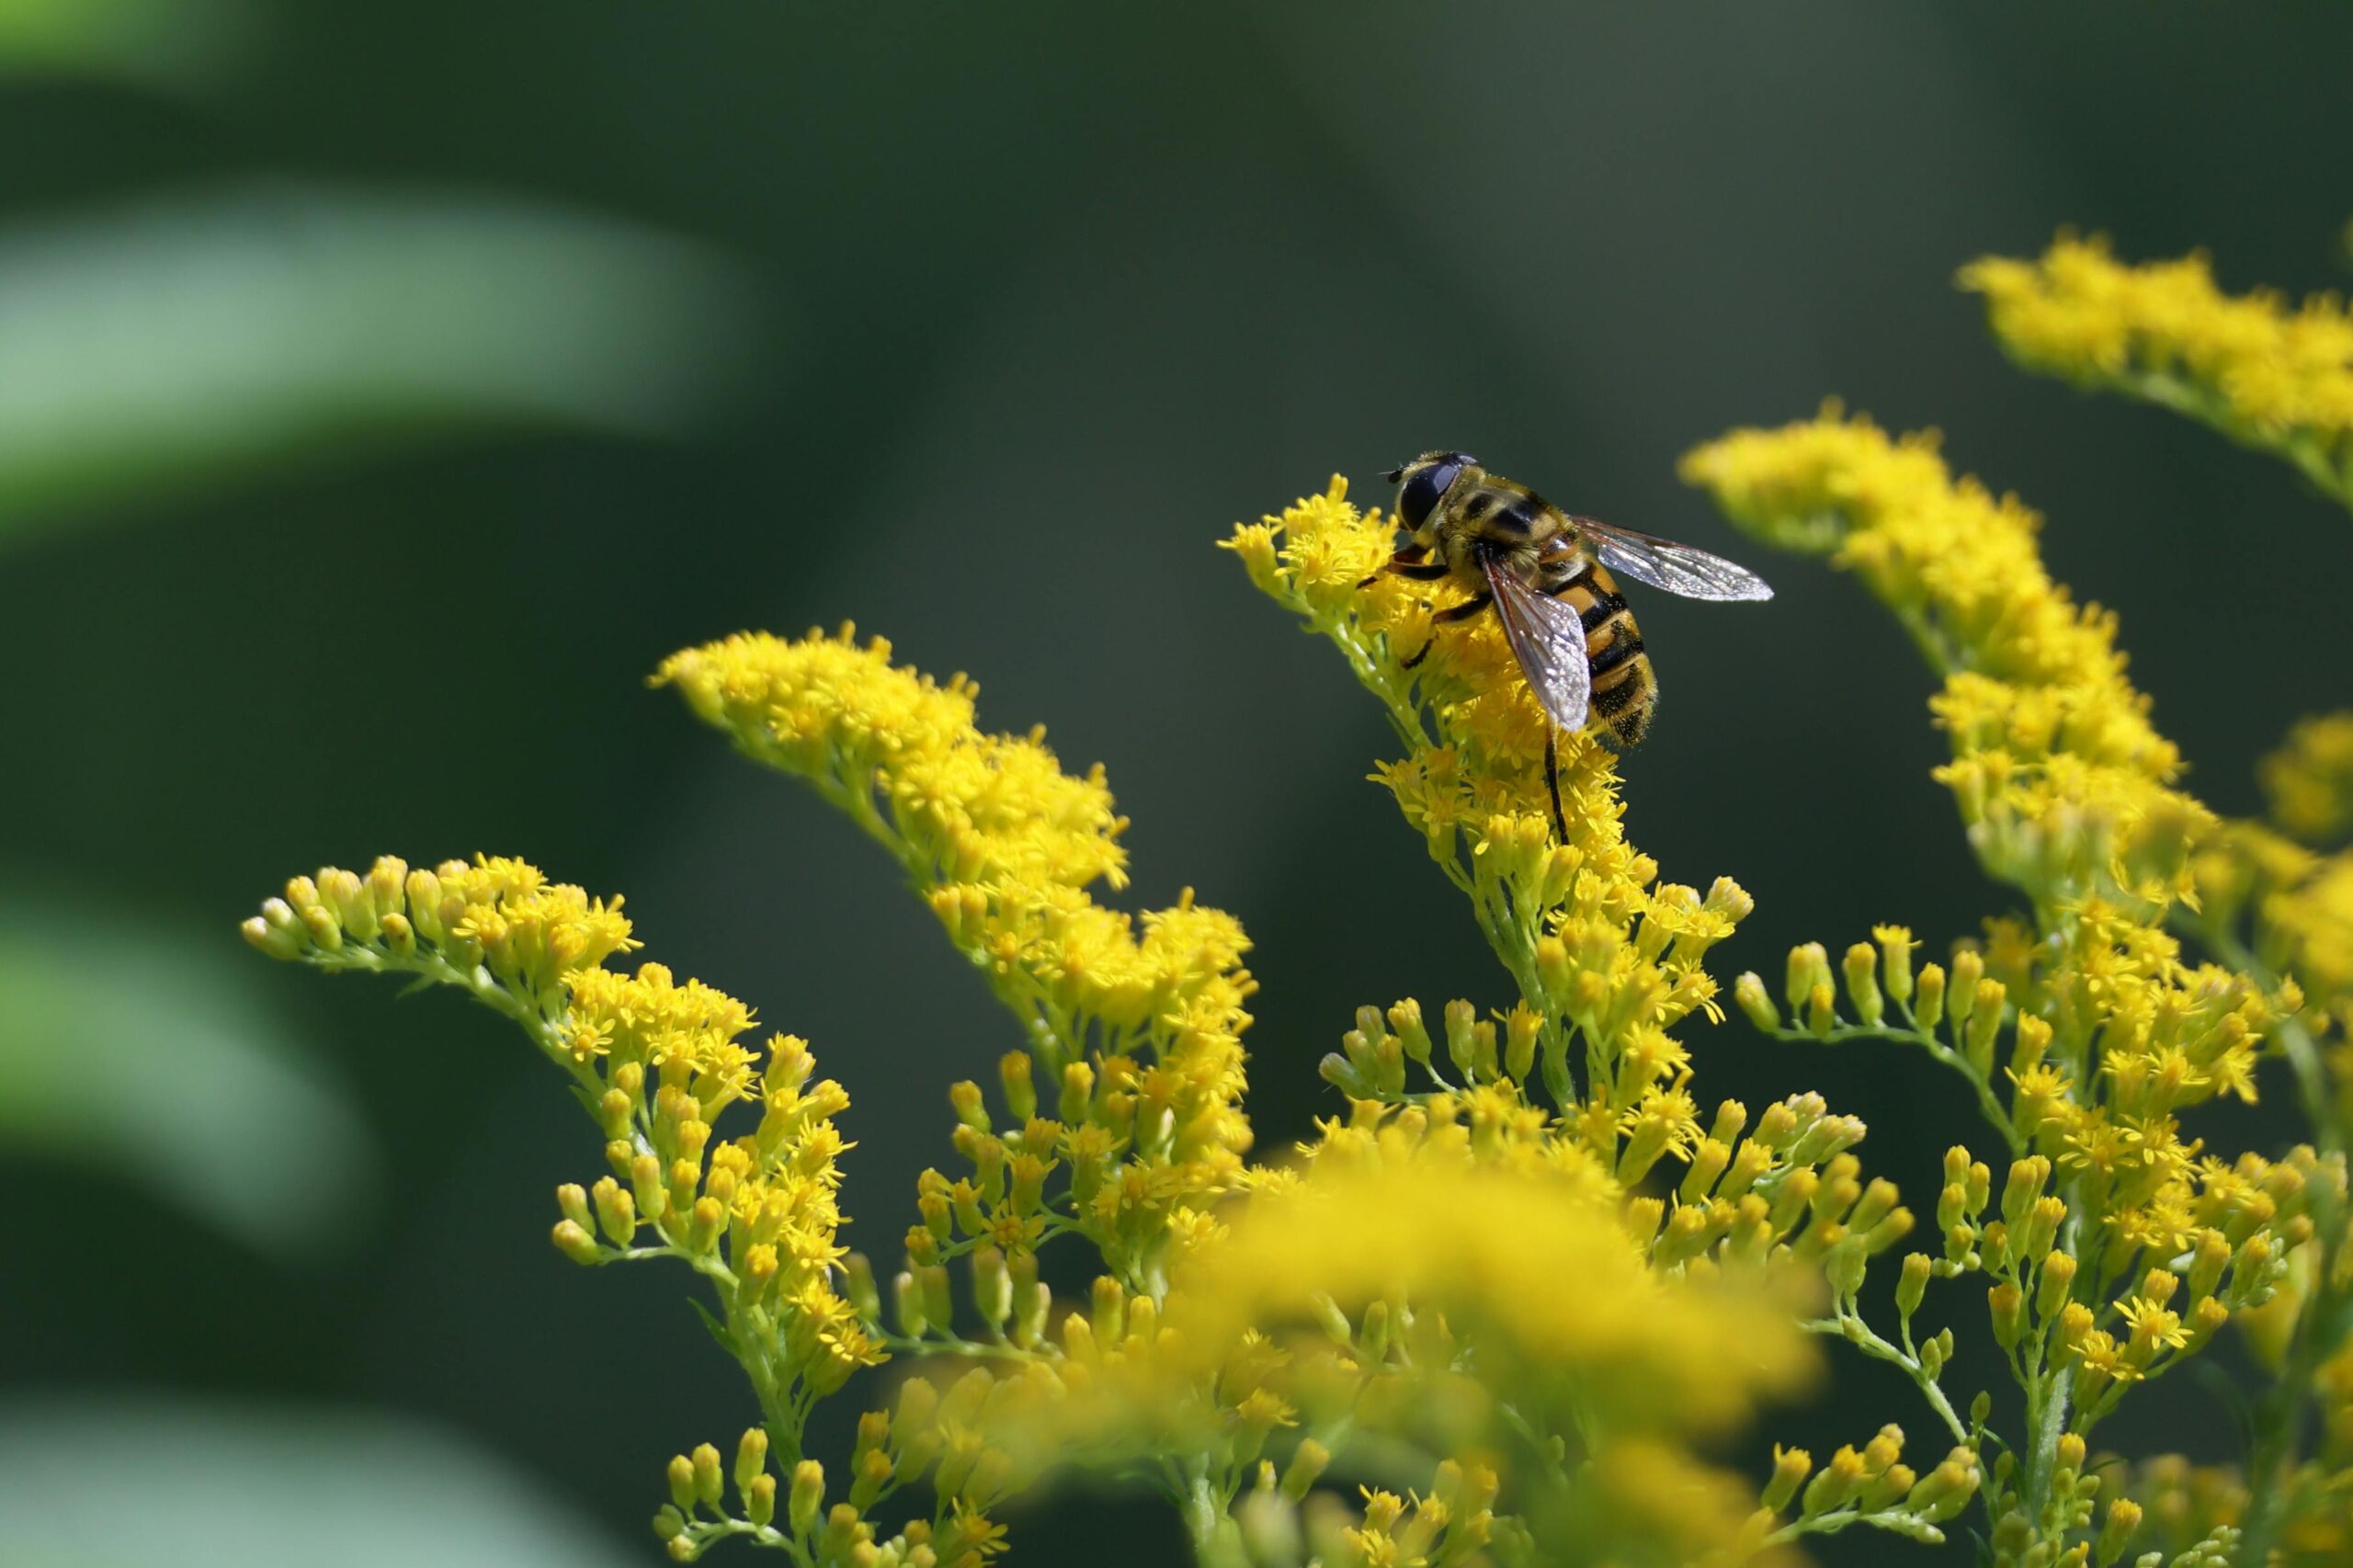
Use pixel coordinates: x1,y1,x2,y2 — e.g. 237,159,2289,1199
1233,481,1769,1165
657,627,1256,1279
1961,233,2353,511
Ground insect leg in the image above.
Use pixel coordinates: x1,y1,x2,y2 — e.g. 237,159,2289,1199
1400,589,1493,670
1358,550,1449,589
1432,591,1494,624
1545,728,1567,843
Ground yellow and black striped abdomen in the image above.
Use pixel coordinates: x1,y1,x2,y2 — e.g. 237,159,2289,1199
1555,560,1655,744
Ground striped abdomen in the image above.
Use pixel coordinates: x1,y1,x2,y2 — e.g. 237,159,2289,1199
1552,558,1654,744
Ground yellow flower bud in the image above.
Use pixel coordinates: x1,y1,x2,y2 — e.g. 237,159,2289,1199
850,1445,894,1512
1989,1282,2024,1349
892,1270,927,1338
2097,1496,2142,1563
1091,1275,1128,1344
2185,1295,2229,1351
1762,1445,1813,1512
1502,1003,1539,1083
628,1153,668,1224
971,1247,1011,1327
734,1428,768,1494
789,1460,825,1537
1964,979,2006,1074
1802,1444,1868,1515
2021,1196,2065,1262
1905,1451,1980,1523
1947,949,1984,1030
592,1177,637,1244
2188,1228,2231,1303
1786,942,1832,1012
1842,942,1883,1026
1897,1252,1931,1320
1872,925,1915,1005
1280,1440,1330,1502
949,1080,988,1132
1057,1060,1095,1122
2001,1157,2050,1229
2037,1251,2077,1318
997,1052,1036,1123
1680,1139,1733,1204
917,1263,954,1333
1733,971,1779,1031
551,1219,602,1266
684,1443,722,1509
1914,961,1947,1028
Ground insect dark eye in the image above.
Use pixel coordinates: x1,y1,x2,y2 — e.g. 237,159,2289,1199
1400,461,1459,529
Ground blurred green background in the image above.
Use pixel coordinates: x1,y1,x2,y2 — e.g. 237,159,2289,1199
5,4,2351,1563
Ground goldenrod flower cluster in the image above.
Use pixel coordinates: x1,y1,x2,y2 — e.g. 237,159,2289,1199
1229,483,1762,1188
248,597,1880,1565
655,630,1253,1297
1961,233,2353,509
243,856,1027,1565
1687,397,2352,1562
239,222,2353,1568
1227,484,1965,1556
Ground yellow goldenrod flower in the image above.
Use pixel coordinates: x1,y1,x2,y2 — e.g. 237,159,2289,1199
241,854,962,1561
1961,233,2353,511
1685,400,2347,1555
1174,1155,1814,1430
1229,481,1770,1198
657,626,1256,1294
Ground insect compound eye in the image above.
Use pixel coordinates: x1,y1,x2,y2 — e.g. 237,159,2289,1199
1398,460,1460,529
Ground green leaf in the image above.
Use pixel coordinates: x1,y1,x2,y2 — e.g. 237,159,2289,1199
0,181,756,547
0,899,377,1254
690,1297,737,1357
0,0,253,92
0,1398,645,1567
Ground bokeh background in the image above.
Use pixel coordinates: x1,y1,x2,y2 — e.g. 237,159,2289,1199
5,4,2351,1563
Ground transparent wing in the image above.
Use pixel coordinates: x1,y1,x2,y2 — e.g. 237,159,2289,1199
1482,551,1590,733
1574,517,1774,602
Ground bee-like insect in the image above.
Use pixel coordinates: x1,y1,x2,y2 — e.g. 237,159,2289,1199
1368,449,1773,835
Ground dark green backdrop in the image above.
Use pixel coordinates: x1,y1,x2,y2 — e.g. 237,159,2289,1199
5,4,2351,1563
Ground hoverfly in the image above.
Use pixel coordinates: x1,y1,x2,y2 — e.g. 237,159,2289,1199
1367,449,1773,837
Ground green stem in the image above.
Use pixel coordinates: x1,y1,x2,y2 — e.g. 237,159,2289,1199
1181,1462,1245,1568
1801,1311,1969,1446
2019,1362,2074,1528
1764,1021,2020,1153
